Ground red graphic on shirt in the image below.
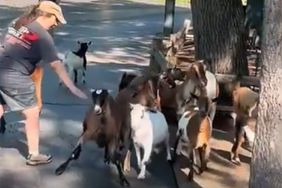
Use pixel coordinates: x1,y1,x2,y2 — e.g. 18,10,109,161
21,31,39,42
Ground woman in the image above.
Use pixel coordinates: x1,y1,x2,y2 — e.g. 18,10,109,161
0,1,87,166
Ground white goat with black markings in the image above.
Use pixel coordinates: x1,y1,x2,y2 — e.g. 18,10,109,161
129,103,172,179
60,41,91,85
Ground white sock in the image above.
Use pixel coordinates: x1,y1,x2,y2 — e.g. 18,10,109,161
29,151,39,156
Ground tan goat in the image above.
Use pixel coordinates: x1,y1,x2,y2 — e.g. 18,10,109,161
173,90,216,181
231,86,259,164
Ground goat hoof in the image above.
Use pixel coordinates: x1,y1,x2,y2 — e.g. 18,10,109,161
167,159,175,165
193,166,203,175
231,158,241,165
121,178,130,187
187,172,193,182
55,162,68,175
137,173,145,180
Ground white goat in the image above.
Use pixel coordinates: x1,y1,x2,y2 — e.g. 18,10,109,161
60,41,91,85
129,103,171,179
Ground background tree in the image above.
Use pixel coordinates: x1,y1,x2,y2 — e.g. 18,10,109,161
190,0,248,75
249,0,282,187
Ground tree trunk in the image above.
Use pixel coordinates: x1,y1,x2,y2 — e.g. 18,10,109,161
249,0,282,187
191,0,248,76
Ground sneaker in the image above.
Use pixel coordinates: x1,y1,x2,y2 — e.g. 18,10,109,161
26,153,52,166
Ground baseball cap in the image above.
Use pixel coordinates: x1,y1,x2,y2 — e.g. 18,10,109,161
38,1,67,24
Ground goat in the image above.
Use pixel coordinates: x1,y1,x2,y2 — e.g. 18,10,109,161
173,91,216,181
175,61,208,118
230,86,258,164
55,89,130,186
60,41,91,85
118,71,175,110
162,61,219,123
129,103,171,179
55,78,159,185
117,75,170,173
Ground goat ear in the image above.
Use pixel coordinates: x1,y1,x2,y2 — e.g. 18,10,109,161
88,41,92,45
190,92,199,100
77,41,81,44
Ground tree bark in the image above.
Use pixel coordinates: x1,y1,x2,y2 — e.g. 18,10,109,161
191,0,248,75
249,0,282,187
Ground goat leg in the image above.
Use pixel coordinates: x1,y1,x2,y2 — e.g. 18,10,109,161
55,138,83,175
172,129,183,163
0,116,6,134
137,141,152,179
82,69,86,84
115,160,130,187
187,150,194,181
74,70,78,84
231,123,245,165
123,139,134,173
104,146,110,164
198,145,208,174
107,141,130,186
123,150,132,173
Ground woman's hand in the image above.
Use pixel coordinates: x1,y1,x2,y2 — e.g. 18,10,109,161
50,60,88,99
69,86,88,99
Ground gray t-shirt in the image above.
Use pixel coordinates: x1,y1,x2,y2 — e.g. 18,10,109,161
0,21,60,75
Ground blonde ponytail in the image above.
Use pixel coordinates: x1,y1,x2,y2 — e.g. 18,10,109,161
14,3,40,30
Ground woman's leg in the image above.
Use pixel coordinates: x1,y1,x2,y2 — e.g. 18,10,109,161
31,67,43,112
22,105,52,165
22,105,40,155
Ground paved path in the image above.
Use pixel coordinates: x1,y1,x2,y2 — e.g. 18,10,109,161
0,1,251,188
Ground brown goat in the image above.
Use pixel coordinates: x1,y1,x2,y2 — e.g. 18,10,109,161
231,86,258,164
173,90,216,181
55,89,130,186
55,79,158,186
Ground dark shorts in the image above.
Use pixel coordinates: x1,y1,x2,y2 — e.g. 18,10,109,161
0,85,37,112
0,69,37,112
